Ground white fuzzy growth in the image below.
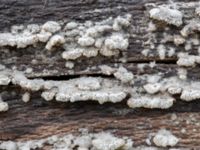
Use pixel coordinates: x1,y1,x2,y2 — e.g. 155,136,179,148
0,131,133,150
180,89,200,101
12,71,44,91
62,48,83,60
149,7,183,26
113,14,131,31
147,21,157,32
143,83,161,94
0,141,17,150
92,132,125,150
167,47,175,57
82,47,98,58
181,20,200,37
177,68,187,80
99,46,120,57
0,71,11,85
177,53,198,67
37,31,52,42
114,66,134,83
153,129,179,147
141,49,150,57
78,36,95,46
53,78,127,104
42,21,61,33
173,35,185,46
45,34,65,50
0,101,9,112
41,89,57,101
0,33,38,48
95,38,104,48
76,77,101,91
168,86,182,95
66,22,78,29
127,94,174,109
104,33,129,51
22,92,31,103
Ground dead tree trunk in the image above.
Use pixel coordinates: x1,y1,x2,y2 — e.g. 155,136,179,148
1,0,200,149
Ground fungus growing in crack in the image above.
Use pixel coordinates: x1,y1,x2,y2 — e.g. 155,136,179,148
127,94,174,109
153,129,179,147
42,21,61,33
114,66,134,83
149,6,183,27
45,34,65,50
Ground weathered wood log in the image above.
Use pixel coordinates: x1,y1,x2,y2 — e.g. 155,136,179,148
1,0,200,149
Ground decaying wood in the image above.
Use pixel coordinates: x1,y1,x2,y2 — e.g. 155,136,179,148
1,0,200,149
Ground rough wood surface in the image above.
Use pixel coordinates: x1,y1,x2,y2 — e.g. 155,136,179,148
1,0,200,149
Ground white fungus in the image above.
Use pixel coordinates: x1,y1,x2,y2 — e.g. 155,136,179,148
45,34,65,50
0,131,133,150
78,36,95,46
22,92,31,103
157,44,166,60
127,94,174,109
0,96,9,112
180,20,200,37
66,22,78,29
149,6,183,26
153,129,179,147
42,21,61,33
114,66,134,83
104,33,129,51
76,77,101,91
99,65,115,75
92,132,125,150
65,61,74,69
143,83,161,94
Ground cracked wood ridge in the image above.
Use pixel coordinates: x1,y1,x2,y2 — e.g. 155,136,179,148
1,0,200,149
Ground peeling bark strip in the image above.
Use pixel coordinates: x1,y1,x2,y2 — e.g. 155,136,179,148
1,0,200,149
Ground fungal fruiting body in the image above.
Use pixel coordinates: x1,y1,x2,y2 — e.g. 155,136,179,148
153,129,179,147
0,132,133,150
149,6,183,26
